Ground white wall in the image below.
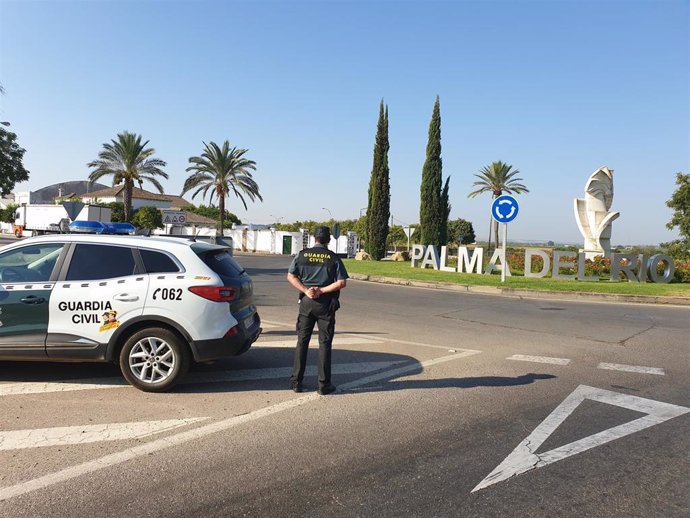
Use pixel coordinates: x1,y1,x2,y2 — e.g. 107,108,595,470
153,226,217,237
256,230,272,252
132,199,170,210
305,235,348,254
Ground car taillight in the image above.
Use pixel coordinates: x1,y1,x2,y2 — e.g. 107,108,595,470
188,286,237,302
225,325,239,337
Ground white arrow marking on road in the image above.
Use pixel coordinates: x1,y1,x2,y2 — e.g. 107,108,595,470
472,385,690,492
0,349,481,501
0,362,407,396
0,418,207,451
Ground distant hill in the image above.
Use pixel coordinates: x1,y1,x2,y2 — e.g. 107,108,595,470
31,181,109,203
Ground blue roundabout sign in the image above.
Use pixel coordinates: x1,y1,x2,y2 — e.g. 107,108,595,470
492,195,520,224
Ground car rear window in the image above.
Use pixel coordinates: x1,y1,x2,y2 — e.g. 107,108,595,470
199,250,244,277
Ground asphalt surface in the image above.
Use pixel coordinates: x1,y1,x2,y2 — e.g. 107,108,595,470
0,249,688,517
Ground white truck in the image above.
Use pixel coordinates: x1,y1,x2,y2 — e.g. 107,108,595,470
14,203,112,237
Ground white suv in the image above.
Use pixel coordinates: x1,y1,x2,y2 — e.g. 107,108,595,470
0,234,261,391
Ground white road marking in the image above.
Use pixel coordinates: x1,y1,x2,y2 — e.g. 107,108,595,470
259,322,280,329
0,362,406,396
346,333,466,351
185,362,406,383
0,350,481,501
0,378,128,396
0,419,207,451
260,321,469,352
472,385,689,492
253,336,383,348
597,363,665,376
260,319,292,327
506,354,571,365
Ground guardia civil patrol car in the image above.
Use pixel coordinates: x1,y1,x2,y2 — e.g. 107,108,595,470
0,232,261,391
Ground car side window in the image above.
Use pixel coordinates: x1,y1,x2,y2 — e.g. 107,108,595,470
140,249,181,273
66,244,136,281
0,243,65,283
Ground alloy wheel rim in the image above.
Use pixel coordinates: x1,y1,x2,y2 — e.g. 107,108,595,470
129,337,176,384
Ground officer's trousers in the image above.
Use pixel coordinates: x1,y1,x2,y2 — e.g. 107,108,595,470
291,296,336,387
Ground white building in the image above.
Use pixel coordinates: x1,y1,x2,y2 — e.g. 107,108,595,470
81,186,192,210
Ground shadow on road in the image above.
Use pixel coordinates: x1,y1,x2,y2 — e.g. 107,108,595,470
0,345,555,395
348,373,557,393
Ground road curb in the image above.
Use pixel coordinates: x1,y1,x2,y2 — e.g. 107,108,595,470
348,273,690,306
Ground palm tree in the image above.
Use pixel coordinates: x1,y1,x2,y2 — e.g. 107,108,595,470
87,132,168,222
182,141,262,233
468,161,528,251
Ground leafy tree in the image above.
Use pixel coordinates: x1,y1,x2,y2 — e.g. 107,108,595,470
106,202,125,222
666,172,690,240
661,240,690,260
365,100,391,260
420,96,448,245
87,132,168,222
182,141,262,234
182,204,241,227
353,215,367,239
447,218,476,244
0,127,30,196
468,160,528,251
386,225,407,248
0,203,18,224
131,206,163,229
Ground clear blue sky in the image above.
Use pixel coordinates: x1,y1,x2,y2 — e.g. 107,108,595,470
1,0,688,245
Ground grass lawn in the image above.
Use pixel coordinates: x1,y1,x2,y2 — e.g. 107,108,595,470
343,259,690,298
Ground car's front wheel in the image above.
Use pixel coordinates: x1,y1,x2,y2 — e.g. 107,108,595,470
119,327,190,392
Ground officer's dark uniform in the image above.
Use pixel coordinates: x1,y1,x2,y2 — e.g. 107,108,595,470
288,237,348,391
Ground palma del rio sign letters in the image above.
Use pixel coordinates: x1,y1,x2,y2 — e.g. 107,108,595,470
410,245,675,284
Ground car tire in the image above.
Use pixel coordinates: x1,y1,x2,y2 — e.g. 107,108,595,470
119,327,190,392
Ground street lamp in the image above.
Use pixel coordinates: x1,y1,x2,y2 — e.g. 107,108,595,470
322,207,333,221
269,214,283,225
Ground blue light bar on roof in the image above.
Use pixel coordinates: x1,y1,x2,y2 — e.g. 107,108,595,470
103,222,136,235
68,220,106,234
68,221,136,235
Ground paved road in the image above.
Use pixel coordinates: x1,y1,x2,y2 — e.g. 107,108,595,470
0,252,688,517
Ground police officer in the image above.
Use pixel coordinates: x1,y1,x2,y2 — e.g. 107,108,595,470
287,226,348,395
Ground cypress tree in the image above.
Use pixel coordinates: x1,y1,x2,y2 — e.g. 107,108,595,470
420,96,443,245
440,175,451,244
365,100,390,260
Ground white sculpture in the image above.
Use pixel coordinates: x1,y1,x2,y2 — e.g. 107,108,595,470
574,166,619,259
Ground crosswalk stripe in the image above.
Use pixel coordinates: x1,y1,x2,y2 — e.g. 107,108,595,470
597,363,665,375
0,418,207,451
259,322,280,329
0,361,406,396
507,354,571,365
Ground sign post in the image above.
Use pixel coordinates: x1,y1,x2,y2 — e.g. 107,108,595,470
332,222,341,254
491,195,520,283
162,211,187,236
403,226,415,252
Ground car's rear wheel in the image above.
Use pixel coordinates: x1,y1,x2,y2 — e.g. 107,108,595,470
119,327,190,392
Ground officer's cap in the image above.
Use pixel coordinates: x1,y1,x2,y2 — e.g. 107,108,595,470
314,226,331,243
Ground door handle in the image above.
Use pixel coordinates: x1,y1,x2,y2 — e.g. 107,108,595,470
21,295,46,305
113,293,139,302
